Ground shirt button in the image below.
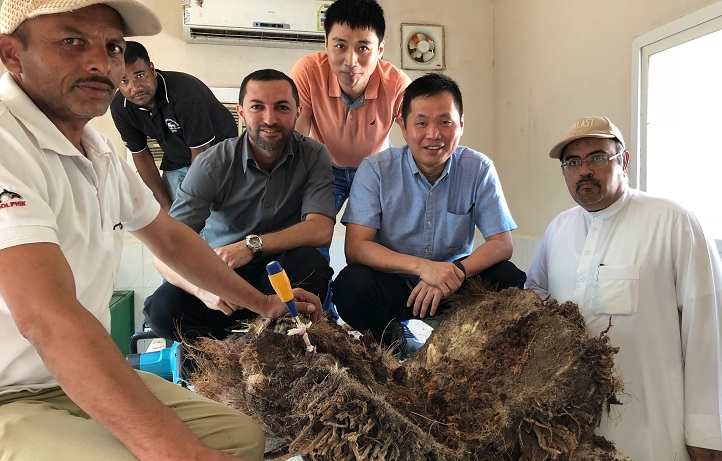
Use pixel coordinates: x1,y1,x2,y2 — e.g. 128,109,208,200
265,204,270,208
584,250,591,255
592,227,598,232
429,192,433,196
427,220,432,225
424,249,429,254
578,276,584,282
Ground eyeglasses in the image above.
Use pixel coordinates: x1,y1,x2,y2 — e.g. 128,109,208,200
561,152,622,172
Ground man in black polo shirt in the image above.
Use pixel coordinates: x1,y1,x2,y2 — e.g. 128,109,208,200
110,41,237,211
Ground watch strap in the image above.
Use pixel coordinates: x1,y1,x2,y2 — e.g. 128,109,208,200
453,259,467,279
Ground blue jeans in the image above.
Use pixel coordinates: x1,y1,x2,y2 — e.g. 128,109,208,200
332,164,357,213
161,166,189,203
316,247,338,320
317,165,357,321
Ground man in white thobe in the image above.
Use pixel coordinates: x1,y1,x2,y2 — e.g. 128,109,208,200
526,116,722,461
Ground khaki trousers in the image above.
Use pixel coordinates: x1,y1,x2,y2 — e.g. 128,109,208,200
0,371,264,461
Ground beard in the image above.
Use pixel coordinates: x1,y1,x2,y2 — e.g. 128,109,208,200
248,123,293,153
576,188,603,205
575,177,603,206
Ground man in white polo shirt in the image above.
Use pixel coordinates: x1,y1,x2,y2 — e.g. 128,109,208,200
0,1,320,459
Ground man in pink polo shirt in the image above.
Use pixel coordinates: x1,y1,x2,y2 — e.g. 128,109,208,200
291,0,411,212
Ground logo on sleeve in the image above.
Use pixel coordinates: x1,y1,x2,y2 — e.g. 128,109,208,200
0,189,26,209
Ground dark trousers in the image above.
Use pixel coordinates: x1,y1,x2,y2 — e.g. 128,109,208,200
332,260,526,338
144,247,333,342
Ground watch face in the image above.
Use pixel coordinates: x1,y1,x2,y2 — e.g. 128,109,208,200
246,235,262,252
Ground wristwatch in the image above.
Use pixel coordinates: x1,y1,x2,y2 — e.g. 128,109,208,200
244,234,263,258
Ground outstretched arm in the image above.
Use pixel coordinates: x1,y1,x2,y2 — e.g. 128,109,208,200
0,243,242,461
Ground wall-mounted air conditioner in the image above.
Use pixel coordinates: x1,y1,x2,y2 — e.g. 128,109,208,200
182,0,334,50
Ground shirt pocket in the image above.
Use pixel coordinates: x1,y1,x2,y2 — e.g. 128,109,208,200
444,210,474,253
590,265,640,316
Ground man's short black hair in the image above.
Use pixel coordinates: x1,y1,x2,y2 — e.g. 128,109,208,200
238,69,300,107
124,41,151,67
324,0,385,43
401,73,464,123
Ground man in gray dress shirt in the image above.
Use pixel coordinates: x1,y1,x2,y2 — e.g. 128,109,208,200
144,69,335,341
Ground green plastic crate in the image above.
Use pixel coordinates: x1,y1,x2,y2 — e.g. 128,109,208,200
110,290,134,356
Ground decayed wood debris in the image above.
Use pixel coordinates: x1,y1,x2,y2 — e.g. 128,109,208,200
189,287,629,460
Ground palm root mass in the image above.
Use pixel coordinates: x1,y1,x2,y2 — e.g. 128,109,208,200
189,286,630,460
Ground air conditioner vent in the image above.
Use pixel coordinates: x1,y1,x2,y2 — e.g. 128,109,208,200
182,0,331,50
188,26,325,49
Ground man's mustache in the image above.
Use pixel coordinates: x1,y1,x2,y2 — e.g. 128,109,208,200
258,124,282,131
74,76,116,91
576,175,601,190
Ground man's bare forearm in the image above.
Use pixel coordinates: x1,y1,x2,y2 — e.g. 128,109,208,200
0,243,224,461
137,211,271,315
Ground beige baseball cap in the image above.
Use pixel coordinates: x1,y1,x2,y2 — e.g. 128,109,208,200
548,116,626,159
0,0,162,37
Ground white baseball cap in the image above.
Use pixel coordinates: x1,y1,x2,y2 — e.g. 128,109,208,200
0,0,162,37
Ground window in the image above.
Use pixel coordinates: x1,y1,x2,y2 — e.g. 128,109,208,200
633,3,722,252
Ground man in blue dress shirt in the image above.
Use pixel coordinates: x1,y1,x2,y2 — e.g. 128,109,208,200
332,73,525,354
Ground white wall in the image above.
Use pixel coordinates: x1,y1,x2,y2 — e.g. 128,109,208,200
493,0,719,246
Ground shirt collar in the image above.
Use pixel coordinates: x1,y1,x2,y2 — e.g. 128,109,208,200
0,73,103,158
403,145,454,186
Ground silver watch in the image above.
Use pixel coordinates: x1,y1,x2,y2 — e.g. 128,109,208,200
244,234,263,255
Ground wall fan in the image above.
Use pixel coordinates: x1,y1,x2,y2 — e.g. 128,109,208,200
400,24,445,71
407,32,436,63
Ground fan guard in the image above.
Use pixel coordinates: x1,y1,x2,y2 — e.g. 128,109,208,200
406,32,436,63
